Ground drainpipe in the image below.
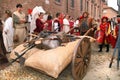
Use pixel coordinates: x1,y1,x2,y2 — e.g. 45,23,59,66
66,0,68,13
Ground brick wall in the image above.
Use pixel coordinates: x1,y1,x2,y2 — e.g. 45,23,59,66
0,0,106,19
103,7,118,19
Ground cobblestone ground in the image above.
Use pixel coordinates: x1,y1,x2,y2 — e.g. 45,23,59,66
0,43,120,80
0,63,73,80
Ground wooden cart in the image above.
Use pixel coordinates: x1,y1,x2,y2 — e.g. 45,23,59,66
10,35,91,80
72,37,91,80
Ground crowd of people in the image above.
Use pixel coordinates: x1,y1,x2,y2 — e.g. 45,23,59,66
0,3,120,57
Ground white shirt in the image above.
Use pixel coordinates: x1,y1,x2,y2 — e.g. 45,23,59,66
3,17,14,52
63,18,70,33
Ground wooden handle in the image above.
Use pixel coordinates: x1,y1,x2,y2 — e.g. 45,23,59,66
29,33,39,37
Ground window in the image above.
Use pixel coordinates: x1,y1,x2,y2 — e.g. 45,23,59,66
103,10,107,13
94,6,96,17
66,0,68,13
91,5,93,17
71,0,74,8
80,0,83,11
87,1,89,12
55,0,60,2
85,0,86,11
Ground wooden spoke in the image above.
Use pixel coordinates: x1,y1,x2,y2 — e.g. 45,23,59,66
77,45,83,57
72,37,91,80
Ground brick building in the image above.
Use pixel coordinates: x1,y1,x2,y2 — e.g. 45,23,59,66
103,7,118,19
0,0,106,19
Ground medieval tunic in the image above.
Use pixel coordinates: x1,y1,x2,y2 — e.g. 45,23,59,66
63,18,70,33
79,18,89,35
13,11,26,46
3,17,14,52
69,20,74,34
73,19,80,35
107,24,120,48
53,19,60,32
97,22,111,44
34,18,44,33
59,17,63,31
45,20,52,31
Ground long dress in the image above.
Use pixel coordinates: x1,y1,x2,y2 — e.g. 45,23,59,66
34,18,44,33
63,18,70,33
13,11,26,46
3,17,14,52
45,20,52,31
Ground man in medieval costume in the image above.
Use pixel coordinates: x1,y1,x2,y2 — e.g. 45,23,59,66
13,3,26,46
79,12,96,36
3,10,14,53
30,6,46,33
53,12,61,32
97,16,111,52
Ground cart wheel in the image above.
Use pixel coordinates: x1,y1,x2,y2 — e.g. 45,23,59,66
72,37,91,80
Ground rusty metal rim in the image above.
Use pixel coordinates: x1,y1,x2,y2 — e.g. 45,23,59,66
72,37,91,80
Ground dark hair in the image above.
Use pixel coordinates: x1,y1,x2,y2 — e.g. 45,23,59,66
82,12,89,18
117,15,120,17
5,10,12,17
47,15,52,20
16,3,22,8
38,12,44,16
56,12,60,17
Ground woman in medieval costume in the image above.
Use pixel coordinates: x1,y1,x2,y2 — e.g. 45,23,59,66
34,12,45,34
69,17,74,34
63,14,70,33
44,14,53,31
3,10,14,53
13,4,27,46
97,16,111,52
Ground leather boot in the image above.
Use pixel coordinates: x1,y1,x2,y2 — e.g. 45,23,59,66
106,44,109,52
98,45,103,52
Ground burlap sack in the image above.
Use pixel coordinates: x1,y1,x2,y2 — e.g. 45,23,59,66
79,36,96,43
25,40,79,78
10,44,43,60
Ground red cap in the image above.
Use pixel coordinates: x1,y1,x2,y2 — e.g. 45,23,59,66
28,9,32,14
80,16,83,19
101,16,108,21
